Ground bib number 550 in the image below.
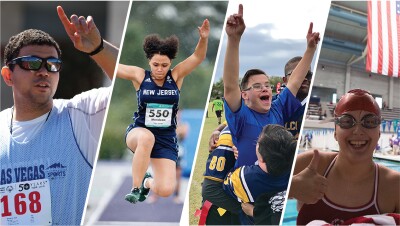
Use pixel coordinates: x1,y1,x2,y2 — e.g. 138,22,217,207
148,109,170,118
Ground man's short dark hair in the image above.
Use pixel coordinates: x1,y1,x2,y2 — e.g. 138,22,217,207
284,56,302,76
240,69,268,90
258,124,296,176
4,29,62,69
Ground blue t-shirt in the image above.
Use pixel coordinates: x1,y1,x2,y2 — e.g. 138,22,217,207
284,104,305,140
272,92,306,140
224,88,301,168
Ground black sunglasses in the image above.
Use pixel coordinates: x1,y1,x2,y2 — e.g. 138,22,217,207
286,70,313,80
335,114,381,129
7,55,62,72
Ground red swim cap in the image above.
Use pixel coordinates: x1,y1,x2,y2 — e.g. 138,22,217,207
334,89,381,116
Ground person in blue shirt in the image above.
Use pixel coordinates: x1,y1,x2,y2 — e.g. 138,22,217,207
117,19,210,203
222,4,320,168
272,56,313,140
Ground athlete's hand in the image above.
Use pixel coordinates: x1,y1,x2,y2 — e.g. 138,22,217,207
198,19,210,39
241,202,254,217
57,6,102,53
233,146,238,159
226,4,245,39
289,150,327,204
306,22,320,50
208,130,220,152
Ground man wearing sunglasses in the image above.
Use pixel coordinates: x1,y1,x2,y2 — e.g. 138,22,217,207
223,4,320,169
280,56,313,140
270,56,313,141
0,6,117,225
290,89,400,224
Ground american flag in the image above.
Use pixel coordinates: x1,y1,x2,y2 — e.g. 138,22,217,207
366,0,400,77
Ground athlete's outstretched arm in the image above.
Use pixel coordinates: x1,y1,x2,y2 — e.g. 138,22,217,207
116,64,145,90
223,4,245,113
57,6,118,80
172,19,210,87
286,22,320,96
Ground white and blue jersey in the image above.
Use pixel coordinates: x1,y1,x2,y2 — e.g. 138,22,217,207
224,88,301,168
0,102,92,225
0,87,108,225
127,70,180,161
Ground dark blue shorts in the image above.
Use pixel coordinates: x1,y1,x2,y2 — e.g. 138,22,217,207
125,124,178,162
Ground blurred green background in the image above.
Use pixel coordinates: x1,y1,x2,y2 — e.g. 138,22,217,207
100,1,228,159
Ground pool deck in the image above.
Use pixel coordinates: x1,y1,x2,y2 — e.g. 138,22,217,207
299,148,400,162
373,153,400,162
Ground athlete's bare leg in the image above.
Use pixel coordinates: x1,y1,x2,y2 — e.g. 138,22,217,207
126,127,154,189
145,158,176,197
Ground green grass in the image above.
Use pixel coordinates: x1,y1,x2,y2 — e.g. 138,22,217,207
188,102,224,225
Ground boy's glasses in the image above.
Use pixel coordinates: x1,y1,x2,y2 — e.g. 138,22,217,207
7,55,62,72
334,114,381,129
242,83,272,92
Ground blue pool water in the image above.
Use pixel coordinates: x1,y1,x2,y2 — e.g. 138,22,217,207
282,158,400,225
282,199,298,225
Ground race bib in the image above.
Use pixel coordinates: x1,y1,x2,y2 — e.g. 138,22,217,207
1,179,52,225
145,103,173,127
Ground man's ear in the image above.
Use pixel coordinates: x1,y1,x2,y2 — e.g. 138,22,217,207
1,66,13,86
241,91,248,100
283,76,288,83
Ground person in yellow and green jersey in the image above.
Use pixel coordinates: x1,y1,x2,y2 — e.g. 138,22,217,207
212,96,224,125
